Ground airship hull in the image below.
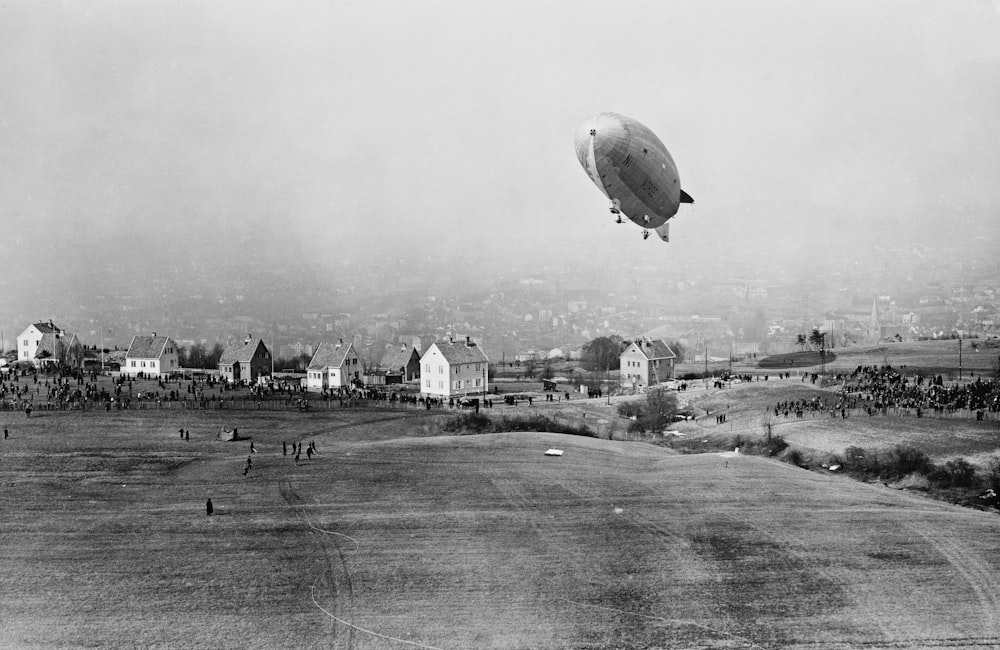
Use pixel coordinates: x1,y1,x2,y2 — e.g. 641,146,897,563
574,113,691,234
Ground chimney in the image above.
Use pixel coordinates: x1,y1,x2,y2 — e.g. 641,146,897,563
448,336,454,344
466,336,473,347
244,333,252,345
152,332,157,338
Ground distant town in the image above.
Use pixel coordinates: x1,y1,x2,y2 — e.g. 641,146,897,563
2,231,997,389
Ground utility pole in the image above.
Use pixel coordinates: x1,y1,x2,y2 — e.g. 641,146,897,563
958,335,962,380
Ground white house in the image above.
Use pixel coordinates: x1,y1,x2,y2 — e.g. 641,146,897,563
306,339,361,391
620,339,676,388
17,321,62,366
420,337,489,399
122,334,180,378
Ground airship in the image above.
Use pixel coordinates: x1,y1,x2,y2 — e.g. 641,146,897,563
574,112,693,241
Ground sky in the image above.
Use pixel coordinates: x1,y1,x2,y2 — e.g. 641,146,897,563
2,0,999,272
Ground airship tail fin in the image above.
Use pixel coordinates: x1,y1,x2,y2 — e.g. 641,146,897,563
680,189,694,204
654,222,670,242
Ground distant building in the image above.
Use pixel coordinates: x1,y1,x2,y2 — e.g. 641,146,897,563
306,339,360,391
17,321,85,369
620,339,676,388
420,337,489,399
218,336,272,384
380,344,421,383
122,334,180,378
17,321,62,366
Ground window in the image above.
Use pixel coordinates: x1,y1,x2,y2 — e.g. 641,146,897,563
454,380,461,389
438,381,443,389
131,361,136,367
425,379,431,388
475,378,481,387
438,365,443,374
425,364,430,372
475,364,480,371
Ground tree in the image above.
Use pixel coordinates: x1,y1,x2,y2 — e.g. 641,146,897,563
581,335,624,371
796,334,807,351
668,339,686,363
808,329,825,351
627,389,678,434
523,359,537,378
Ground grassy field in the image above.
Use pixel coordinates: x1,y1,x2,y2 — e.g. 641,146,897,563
675,338,1000,380
3,399,1000,649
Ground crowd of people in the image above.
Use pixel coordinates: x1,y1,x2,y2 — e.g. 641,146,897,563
842,364,1000,418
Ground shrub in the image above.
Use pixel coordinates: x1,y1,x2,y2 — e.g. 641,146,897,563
617,402,642,419
929,457,978,488
881,444,934,480
442,412,493,434
779,447,806,468
844,446,881,477
985,456,1000,490
443,413,597,438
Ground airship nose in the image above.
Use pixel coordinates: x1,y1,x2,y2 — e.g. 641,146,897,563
574,113,625,163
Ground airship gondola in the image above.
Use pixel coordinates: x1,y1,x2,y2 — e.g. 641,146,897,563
574,112,693,241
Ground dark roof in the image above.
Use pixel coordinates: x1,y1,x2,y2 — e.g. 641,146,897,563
623,339,677,361
307,340,355,370
219,337,268,365
31,321,62,335
125,335,171,359
425,339,489,365
380,345,417,370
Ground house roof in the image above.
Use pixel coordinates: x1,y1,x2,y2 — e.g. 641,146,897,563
623,339,676,361
126,335,171,359
219,337,267,365
426,339,489,365
307,340,355,370
34,332,65,359
380,345,417,370
24,321,62,336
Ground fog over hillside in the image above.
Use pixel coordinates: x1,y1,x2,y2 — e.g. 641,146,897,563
2,0,999,351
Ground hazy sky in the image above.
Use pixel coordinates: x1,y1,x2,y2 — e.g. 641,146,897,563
2,0,999,269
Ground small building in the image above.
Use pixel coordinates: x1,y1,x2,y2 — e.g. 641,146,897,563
218,336,272,385
17,321,62,366
420,336,489,399
620,338,676,388
122,334,180,378
380,344,421,383
34,331,85,369
306,339,361,391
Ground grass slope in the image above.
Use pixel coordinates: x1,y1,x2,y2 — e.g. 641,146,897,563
2,410,1000,648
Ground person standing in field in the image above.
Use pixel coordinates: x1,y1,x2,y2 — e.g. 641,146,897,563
206,498,213,516
282,441,287,456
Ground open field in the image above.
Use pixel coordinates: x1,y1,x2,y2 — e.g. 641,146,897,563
675,338,1000,380
3,405,1000,649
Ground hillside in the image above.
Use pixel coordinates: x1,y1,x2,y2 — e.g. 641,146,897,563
2,411,1000,648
